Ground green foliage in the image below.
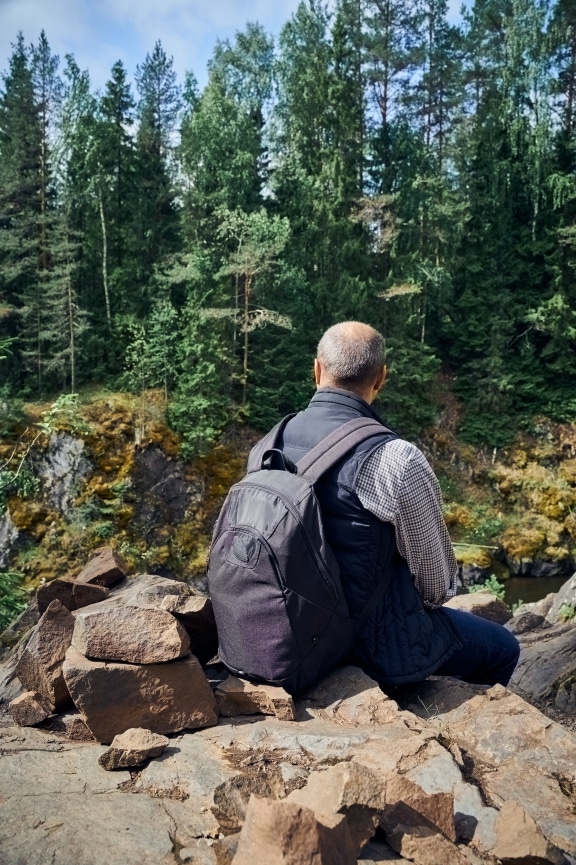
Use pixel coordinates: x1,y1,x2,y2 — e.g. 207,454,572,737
468,574,506,601
511,599,525,613
1,7,576,444
559,602,576,622
0,571,28,632
37,393,90,436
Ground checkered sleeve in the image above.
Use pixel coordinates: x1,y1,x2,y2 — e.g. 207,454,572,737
355,438,458,607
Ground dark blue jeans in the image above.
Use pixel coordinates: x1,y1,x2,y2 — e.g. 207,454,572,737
433,607,520,686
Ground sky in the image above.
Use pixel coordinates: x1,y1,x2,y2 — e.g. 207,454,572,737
0,0,317,94
0,0,464,96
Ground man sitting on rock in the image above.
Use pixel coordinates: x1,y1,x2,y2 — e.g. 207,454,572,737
276,321,520,688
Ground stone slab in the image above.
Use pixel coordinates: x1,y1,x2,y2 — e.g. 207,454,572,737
63,646,217,743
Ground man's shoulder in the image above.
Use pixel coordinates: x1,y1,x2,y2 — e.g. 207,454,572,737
373,435,426,463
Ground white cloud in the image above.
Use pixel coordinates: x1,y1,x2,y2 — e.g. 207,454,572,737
0,0,304,91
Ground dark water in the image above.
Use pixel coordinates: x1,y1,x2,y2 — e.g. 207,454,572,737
503,575,568,607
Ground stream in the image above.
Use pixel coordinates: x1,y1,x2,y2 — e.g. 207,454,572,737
503,575,569,607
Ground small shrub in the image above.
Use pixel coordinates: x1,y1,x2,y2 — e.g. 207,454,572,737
0,571,28,632
468,574,506,601
559,603,576,622
511,599,524,613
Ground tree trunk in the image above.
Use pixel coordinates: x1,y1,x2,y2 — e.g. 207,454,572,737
99,192,112,328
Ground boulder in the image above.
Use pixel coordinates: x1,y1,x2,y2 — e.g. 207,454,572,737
75,574,191,617
444,592,512,624
15,599,74,710
399,678,576,856
286,761,386,854
510,623,576,713
546,572,576,625
48,711,95,741
212,775,280,834
99,728,169,770
231,795,357,865
75,547,128,587
382,775,456,842
385,822,472,865
491,800,567,865
506,610,546,635
215,675,296,721
71,605,190,664
303,665,403,727
37,577,109,615
9,690,51,726
159,594,218,665
62,646,218,743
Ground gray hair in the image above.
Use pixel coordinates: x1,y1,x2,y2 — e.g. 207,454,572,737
317,322,384,388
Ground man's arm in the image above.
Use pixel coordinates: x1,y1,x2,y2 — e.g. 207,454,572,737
356,438,458,607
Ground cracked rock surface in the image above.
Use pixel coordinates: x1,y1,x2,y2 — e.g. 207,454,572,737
1,667,576,865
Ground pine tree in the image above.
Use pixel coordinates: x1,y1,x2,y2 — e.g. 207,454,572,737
0,34,43,391
133,41,181,304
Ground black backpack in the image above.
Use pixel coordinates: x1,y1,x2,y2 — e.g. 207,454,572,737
207,415,396,695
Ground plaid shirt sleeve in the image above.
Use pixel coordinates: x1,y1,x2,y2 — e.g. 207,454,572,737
355,438,458,607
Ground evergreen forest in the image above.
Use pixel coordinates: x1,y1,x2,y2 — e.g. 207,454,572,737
2,0,576,452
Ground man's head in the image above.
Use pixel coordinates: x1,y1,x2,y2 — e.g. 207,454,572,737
314,321,387,404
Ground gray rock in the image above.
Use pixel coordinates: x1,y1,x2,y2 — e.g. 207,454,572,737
510,623,576,711
399,678,576,856
506,610,546,635
34,432,91,515
0,509,18,569
546,572,576,624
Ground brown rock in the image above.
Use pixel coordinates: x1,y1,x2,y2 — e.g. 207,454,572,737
37,577,110,615
444,592,512,624
231,796,357,865
99,728,169,770
73,574,192,620
49,711,95,741
15,599,75,710
492,800,567,865
75,547,127,587
71,605,190,664
215,676,296,721
160,594,218,665
9,691,51,726
287,761,386,854
383,775,456,842
62,646,218,743
304,665,402,726
386,823,471,865
212,774,278,834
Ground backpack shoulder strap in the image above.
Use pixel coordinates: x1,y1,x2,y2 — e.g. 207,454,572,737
246,413,297,473
296,418,396,484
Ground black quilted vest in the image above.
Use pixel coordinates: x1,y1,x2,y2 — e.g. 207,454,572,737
280,387,458,685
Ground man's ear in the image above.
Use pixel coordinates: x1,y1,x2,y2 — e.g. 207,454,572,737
374,365,387,393
314,358,322,386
